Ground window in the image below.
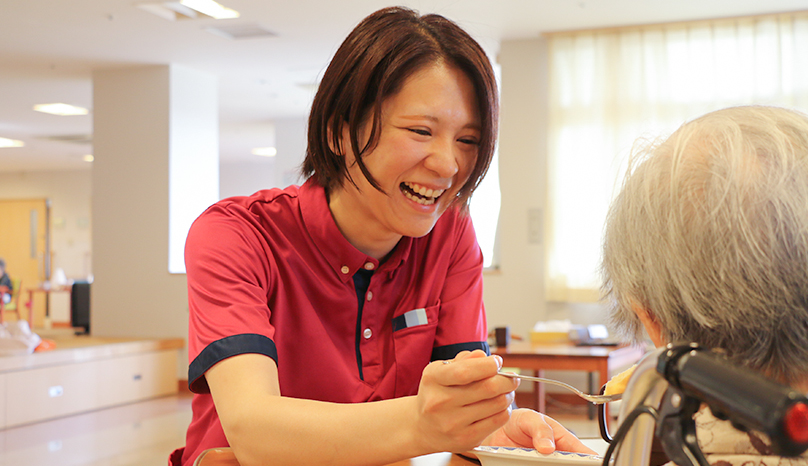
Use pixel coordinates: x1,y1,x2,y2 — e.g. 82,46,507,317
470,149,500,268
470,63,502,269
546,12,808,301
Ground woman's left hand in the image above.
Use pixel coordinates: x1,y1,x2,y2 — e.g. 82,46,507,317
481,408,598,455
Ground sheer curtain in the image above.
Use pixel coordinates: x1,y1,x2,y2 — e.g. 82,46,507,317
546,12,808,302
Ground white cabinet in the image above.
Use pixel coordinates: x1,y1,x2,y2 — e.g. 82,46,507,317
95,350,177,407
6,357,100,426
0,374,6,428
0,338,183,428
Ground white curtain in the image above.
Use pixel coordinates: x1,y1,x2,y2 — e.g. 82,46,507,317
546,12,808,302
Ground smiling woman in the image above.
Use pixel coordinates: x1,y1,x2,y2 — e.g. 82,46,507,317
172,6,590,466
327,63,482,259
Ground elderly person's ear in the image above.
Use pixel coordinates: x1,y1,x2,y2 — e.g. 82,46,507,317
631,303,666,347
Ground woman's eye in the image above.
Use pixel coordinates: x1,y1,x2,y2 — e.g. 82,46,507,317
408,128,431,136
458,137,479,146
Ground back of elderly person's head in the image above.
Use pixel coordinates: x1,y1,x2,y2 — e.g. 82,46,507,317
602,105,808,385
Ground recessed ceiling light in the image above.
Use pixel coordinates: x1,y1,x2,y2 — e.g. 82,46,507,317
252,147,277,157
180,0,239,19
83,154,95,162
33,103,89,116
37,134,93,144
0,137,24,148
204,23,276,40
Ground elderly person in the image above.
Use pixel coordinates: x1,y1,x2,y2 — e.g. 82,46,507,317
601,105,808,465
0,258,12,305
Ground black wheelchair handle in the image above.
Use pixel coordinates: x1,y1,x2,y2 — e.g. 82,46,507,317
658,343,808,457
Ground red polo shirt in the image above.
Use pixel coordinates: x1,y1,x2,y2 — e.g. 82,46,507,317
177,178,488,465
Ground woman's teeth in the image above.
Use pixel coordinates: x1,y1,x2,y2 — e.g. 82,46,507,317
404,190,436,205
401,182,446,206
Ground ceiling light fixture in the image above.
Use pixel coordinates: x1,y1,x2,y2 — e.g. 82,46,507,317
33,103,89,116
180,0,239,19
137,0,238,21
137,2,198,20
252,147,277,157
0,137,24,148
83,155,95,162
37,134,92,144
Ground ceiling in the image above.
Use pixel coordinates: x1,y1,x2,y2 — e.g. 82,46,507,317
2,0,807,173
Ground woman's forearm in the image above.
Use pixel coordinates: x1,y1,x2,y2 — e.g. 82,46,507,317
207,352,513,466
224,394,425,466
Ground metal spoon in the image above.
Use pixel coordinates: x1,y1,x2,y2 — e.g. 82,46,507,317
497,371,622,404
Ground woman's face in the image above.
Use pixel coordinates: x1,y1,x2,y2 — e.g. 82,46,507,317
328,62,481,259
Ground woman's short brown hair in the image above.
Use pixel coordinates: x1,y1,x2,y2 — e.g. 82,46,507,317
301,6,498,209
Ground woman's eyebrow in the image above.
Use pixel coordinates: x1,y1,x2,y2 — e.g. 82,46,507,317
398,114,481,130
399,114,439,122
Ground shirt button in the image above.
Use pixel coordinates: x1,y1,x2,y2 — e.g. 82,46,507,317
364,262,375,270
366,291,373,301
363,328,372,339
340,265,350,274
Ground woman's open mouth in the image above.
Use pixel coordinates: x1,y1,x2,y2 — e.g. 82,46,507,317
400,182,445,206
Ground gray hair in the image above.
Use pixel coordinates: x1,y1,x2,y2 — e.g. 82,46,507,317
601,105,808,385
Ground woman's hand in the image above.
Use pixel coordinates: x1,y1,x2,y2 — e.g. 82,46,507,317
412,350,519,453
482,408,597,455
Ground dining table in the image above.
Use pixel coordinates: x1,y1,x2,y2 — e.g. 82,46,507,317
492,341,646,421
24,284,72,327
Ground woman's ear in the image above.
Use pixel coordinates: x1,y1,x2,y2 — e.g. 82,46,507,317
326,121,344,156
631,303,665,347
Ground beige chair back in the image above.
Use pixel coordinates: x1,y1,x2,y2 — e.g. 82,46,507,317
193,448,240,466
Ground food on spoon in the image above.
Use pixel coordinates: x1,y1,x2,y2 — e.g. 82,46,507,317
604,364,637,396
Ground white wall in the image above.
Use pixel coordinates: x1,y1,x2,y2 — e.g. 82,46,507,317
273,119,307,188
482,37,551,337
220,160,277,199
91,65,218,379
0,169,92,281
219,117,307,199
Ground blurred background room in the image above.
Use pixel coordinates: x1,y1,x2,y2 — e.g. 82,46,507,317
1,1,807,464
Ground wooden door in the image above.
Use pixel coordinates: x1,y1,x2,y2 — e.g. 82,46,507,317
0,199,49,326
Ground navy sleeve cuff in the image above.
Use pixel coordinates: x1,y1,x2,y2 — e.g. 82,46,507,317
431,341,490,361
188,333,278,394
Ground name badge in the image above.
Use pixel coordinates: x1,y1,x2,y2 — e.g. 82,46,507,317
392,308,428,332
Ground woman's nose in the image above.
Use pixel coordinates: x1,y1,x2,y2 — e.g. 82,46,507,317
424,139,460,178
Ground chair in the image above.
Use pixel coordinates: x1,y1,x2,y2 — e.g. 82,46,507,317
193,448,240,466
0,278,23,324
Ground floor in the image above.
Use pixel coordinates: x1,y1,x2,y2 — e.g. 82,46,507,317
0,393,192,466
0,392,601,466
